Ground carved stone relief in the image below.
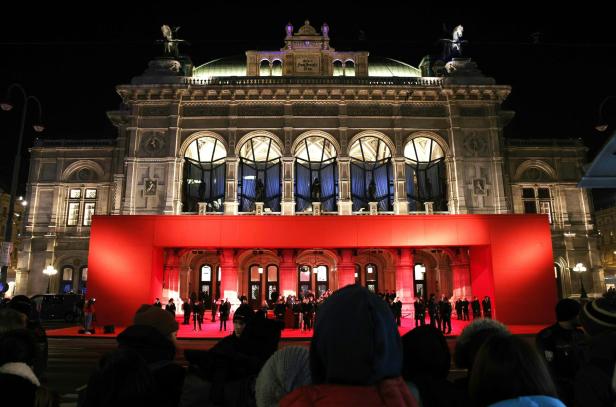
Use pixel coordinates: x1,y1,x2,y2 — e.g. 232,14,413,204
140,132,166,157
462,132,489,157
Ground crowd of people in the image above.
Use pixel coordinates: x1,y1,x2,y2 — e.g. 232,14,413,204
1,287,616,406
412,294,492,335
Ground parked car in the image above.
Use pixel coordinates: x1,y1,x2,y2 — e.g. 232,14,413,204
31,293,84,322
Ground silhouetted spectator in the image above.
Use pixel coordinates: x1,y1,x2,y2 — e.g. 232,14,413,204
536,298,586,406
280,285,419,406
0,329,58,407
575,290,616,406
469,334,564,407
82,348,158,407
401,325,459,407
8,295,48,379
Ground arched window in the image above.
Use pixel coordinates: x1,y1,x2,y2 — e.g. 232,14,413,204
60,266,74,294
272,60,283,76
238,136,282,212
349,136,394,211
216,266,221,300
315,265,329,298
344,60,356,77
249,264,262,309
294,136,338,212
333,60,343,76
259,60,271,76
267,265,279,303
404,137,447,211
414,263,426,298
200,264,212,300
79,266,88,295
183,136,226,212
297,264,329,299
298,265,311,298
365,263,378,293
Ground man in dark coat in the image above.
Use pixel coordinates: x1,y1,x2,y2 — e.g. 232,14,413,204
439,295,452,334
461,297,470,321
471,296,481,319
455,297,463,320
428,294,440,331
211,298,219,322
182,299,191,325
393,297,403,326
219,299,230,331
536,298,586,406
414,297,425,327
165,298,176,315
481,296,492,318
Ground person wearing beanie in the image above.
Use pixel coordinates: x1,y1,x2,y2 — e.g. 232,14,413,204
536,298,586,406
575,290,616,406
255,346,311,407
116,304,185,407
280,285,419,407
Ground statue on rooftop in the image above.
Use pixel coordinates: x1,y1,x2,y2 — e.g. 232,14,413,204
160,25,184,59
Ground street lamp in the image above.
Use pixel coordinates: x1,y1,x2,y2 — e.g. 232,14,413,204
42,265,57,294
595,95,616,132
572,262,588,299
0,84,44,295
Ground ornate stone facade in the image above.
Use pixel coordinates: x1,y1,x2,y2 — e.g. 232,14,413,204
14,21,604,300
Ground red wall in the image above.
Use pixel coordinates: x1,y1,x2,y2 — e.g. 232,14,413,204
87,214,556,326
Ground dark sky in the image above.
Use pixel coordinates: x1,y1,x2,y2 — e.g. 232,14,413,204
1,2,616,204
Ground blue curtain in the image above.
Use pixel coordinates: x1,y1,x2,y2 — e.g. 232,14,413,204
295,163,312,211
239,162,257,212
373,162,391,211
265,162,281,212
351,162,367,211
320,162,336,212
405,164,418,211
183,158,226,212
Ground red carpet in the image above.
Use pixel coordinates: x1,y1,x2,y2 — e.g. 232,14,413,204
46,316,547,339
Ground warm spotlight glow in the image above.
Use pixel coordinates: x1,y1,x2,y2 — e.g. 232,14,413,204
43,265,57,276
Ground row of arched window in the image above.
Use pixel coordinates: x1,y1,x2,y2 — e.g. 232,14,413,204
183,134,448,213
258,59,356,76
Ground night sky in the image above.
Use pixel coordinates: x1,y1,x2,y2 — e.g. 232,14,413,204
1,2,615,205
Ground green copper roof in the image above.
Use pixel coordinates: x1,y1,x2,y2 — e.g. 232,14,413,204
193,55,420,78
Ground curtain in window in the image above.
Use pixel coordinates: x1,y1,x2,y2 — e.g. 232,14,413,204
265,162,281,212
351,159,393,211
239,159,281,212
239,162,257,212
295,163,312,211
184,158,226,212
406,159,447,211
320,161,337,212
351,162,367,211
295,158,338,212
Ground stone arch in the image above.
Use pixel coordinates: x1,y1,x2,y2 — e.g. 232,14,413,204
62,160,105,182
347,130,396,157
235,130,285,158
403,131,452,158
178,130,229,158
292,130,341,157
513,160,557,182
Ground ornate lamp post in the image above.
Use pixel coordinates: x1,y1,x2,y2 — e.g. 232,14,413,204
572,262,588,299
0,84,44,294
595,95,616,132
42,265,57,294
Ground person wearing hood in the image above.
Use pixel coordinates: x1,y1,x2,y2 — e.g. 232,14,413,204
256,346,311,407
280,284,419,407
469,334,565,407
115,304,185,407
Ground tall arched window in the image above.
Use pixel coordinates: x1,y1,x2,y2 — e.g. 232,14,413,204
259,60,271,76
294,136,338,212
272,60,283,76
267,265,279,302
414,263,426,298
297,264,329,298
333,60,343,76
365,263,378,293
183,136,227,212
79,266,88,295
404,137,447,211
238,136,282,212
60,266,74,294
249,264,262,309
344,60,356,77
349,136,394,211
200,264,212,300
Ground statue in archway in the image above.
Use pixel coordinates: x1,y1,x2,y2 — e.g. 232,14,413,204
367,179,377,202
311,178,321,202
255,178,265,202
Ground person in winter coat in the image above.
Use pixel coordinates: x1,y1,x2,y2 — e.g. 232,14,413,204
255,346,311,407
280,284,419,407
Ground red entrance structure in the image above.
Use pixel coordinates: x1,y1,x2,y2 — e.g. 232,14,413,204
88,214,556,327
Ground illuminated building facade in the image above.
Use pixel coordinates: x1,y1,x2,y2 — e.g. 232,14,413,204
15,21,603,310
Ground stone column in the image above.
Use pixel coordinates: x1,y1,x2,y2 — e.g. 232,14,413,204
279,249,296,297
393,157,409,214
452,262,472,298
224,157,239,215
396,248,414,304
281,157,296,215
337,249,355,288
337,157,353,215
219,249,238,301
